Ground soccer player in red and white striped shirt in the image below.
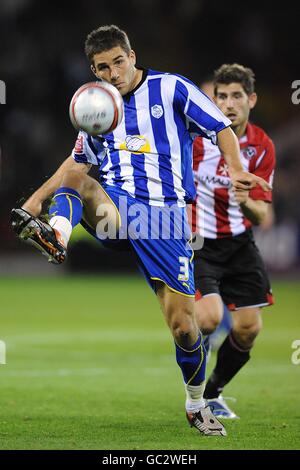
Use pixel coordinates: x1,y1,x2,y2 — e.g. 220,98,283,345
192,64,275,419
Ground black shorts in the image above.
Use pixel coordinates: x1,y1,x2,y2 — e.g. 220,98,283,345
194,229,274,310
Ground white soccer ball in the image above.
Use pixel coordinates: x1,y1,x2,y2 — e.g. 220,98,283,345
69,81,123,136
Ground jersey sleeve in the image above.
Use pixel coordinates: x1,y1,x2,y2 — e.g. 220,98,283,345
249,139,276,202
173,77,232,144
71,131,106,165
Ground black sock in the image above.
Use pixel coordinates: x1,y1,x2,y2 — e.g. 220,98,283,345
204,331,251,399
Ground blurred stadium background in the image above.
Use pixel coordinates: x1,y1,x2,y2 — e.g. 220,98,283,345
0,0,299,450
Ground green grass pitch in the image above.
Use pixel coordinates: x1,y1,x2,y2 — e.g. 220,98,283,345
0,276,299,450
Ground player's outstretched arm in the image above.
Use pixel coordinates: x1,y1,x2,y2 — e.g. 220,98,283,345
22,156,91,217
217,127,271,192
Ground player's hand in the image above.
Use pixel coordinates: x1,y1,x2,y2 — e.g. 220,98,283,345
233,188,249,205
230,171,271,191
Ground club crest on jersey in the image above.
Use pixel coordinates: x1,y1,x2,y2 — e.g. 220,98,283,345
120,135,151,154
74,135,84,154
151,104,163,119
242,146,257,160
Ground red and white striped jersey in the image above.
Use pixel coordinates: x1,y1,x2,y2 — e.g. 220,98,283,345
192,122,275,239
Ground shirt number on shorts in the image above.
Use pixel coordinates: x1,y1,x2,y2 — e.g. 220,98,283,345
178,256,189,281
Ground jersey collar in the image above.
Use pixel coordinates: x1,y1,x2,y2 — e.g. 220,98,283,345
123,68,148,102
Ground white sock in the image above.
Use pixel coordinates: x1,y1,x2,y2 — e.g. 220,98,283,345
185,382,206,412
49,216,72,247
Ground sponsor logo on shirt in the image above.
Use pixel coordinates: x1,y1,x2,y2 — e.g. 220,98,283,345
198,174,232,188
120,135,150,154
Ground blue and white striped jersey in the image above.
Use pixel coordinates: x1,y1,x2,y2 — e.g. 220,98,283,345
72,69,231,206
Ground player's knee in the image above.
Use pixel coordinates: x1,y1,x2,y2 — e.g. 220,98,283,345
170,309,197,348
61,169,87,193
233,319,262,347
195,305,222,335
198,316,221,335
172,319,195,342
194,295,223,335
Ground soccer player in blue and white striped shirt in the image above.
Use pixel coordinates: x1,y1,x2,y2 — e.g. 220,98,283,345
12,25,270,436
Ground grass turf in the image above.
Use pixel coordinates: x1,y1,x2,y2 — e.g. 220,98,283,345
0,276,299,450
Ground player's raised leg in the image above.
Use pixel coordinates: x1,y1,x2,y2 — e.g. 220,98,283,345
156,283,226,436
49,169,120,245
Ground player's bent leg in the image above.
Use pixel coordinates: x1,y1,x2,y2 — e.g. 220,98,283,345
57,170,120,235
156,282,226,436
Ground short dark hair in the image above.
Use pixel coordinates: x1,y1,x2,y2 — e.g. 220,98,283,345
213,63,256,96
85,25,131,63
